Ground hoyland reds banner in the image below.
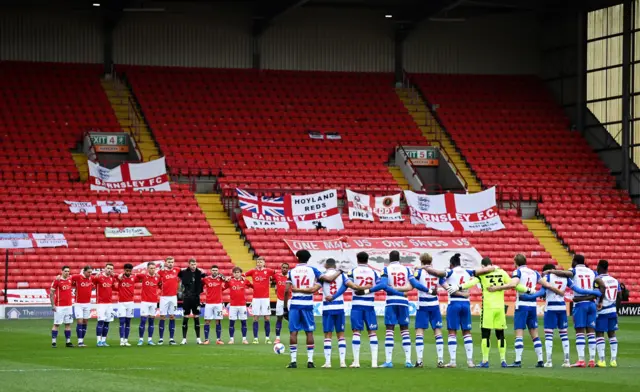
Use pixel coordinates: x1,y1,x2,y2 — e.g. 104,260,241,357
88,157,171,191
237,189,344,230
404,187,504,232
283,236,482,272
346,190,403,222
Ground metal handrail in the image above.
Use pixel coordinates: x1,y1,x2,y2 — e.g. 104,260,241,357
82,129,99,164
430,140,469,191
395,144,427,192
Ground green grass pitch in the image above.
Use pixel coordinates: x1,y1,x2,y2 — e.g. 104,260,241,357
0,317,638,392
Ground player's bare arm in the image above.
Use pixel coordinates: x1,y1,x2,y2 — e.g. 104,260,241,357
545,269,573,278
49,287,56,312
424,266,446,278
318,270,341,283
283,282,291,309
539,278,564,296
473,265,498,276
595,277,606,309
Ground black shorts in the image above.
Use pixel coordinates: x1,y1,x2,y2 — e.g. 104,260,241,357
182,297,201,316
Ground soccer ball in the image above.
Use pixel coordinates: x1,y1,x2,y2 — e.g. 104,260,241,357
273,343,286,354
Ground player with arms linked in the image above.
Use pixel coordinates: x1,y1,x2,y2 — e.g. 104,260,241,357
202,265,228,345
135,262,160,346
245,256,275,344
92,263,116,347
223,267,252,344
70,266,93,347
50,266,74,348
157,256,180,346
116,263,136,347
594,260,620,367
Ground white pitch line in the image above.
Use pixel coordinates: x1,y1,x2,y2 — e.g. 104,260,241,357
0,367,159,373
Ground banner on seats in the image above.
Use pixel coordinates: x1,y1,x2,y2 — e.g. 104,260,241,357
346,190,403,222
88,157,170,192
65,200,129,214
105,227,152,238
0,233,68,249
237,189,344,230
404,187,504,232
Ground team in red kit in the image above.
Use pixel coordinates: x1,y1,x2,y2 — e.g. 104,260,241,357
48,257,290,348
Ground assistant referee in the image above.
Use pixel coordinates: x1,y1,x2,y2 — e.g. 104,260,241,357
178,258,205,345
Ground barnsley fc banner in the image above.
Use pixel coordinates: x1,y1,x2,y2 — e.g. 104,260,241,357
404,187,504,232
346,190,403,222
237,189,344,230
283,236,482,273
88,157,171,192
105,227,152,238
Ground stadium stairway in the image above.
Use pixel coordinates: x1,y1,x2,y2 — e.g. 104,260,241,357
101,79,160,162
71,153,89,181
395,88,481,193
388,166,410,190
195,193,255,271
522,218,573,268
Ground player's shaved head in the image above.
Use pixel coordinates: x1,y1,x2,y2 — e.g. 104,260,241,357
356,252,369,264
296,250,311,263
481,257,492,267
389,250,400,262
420,253,433,265
325,258,337,269
572,254,585,267
542,263,556,272
514,254,526,267
450,253,461,267
597,259,609,274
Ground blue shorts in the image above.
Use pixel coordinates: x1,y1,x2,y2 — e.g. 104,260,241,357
289,307,315,333
350,306,378,331
595,313,618,333
514,307,538,330
543,310,568,330
446,302,472,331
572,302,597,329
322,311,346,334
415,306,443,330
384,305,410,326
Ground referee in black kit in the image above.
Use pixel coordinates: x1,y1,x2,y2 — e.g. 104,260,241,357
178,258,205,345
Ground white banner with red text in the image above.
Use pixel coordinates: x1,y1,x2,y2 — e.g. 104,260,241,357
404,187,504,232
0,233,68,249
284,236,482,273
105,227,152,238
237,189,344,230
65,200,128,214
88,157,171,192
346,190,403,222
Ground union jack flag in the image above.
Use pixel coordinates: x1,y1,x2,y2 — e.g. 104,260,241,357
236,189,285,217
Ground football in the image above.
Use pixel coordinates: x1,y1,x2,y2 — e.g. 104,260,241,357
273,343,286,354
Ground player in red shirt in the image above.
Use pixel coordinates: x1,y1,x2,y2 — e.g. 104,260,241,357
245,257,275,344
157,256,180,345
50,265,74,348
70,266,94,347
273,262,291,344
135,262,160,345
92,263,115,347
202,265,229,345
223,267,253,344
116,263,136,346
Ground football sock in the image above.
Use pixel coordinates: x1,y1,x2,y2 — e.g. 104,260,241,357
253,321,259,339
596,337,606,361
204,324,210,340
159,319,165,339
229,320,235,339
139,317,147,338
435,334,444,362
265,320,271,338
448,334,457,364
587,333,596,360
64,330,71,343
275,319,282,338
194,317,201,339
352,332,361,364
96,321,104,342
51,330,58,343
481,338,490,362
77,323,83,340
369,333,378,365
169,319,175,339
498,334,507,362
102,322,109,338
216,323,222,340
610,337,618,361
401,330,411,363
576,333,586,361
532,337,543,362
125,318,131,339
514,336,524,362
416,333,424,363
290,344,297,363
241,320,247,339
324,339,332,363
385,330,394,363
559,329,569,361
182,318,189,339
338,338,346,363
148,318,155,338
307,344,314,362
544,329,554,362
119,318,126,339
463,333,473,362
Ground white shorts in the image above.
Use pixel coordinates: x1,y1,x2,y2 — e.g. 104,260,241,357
251,298,271,316
140,301,157,317
275,299,289,316
204,303,224,321
229,306,247,321
159,296,178,317
53,306,73,325
73,303,92,320
118,302,134,318
97,303,115,322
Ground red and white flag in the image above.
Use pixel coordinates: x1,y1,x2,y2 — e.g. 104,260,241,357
88,157,170,192
346,190,403,222
404,187,504,232
237,189,344,230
